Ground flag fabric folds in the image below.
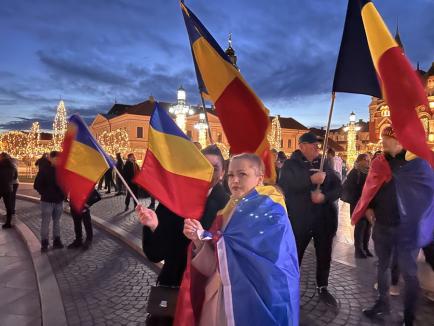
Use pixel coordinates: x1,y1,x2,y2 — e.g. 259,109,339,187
180,2,276,183
134,102,213,220
334,0,434,167
57,114,114,212
174,186,299,326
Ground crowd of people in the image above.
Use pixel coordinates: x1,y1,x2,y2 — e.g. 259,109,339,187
1,128,433,326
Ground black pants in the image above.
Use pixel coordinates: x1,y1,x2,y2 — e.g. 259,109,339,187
295,226,335,287
354,218,372,252
104,174,116,193
125,184,139,208
373,224,419,321
116,176,124,194
0,191,13,224
71,209,93,242
11,184,18,214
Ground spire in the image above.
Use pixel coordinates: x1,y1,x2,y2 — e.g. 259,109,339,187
394,18,404,52
225,33,239,70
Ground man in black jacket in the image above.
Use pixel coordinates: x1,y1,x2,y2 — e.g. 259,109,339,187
0,152,16,228
34,151,65,252
278,132,342,307
362,127,421,325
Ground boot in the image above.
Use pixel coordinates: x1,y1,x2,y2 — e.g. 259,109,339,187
82,239,92,251
355,248,368,259
53,237,64,249
363,300,390,319
41,239,49,252
67,239,82,249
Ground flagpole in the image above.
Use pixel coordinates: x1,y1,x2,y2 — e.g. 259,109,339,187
113,166,139,206
200,93,214,144
319,92,336,172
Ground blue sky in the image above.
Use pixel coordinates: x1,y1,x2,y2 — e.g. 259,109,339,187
0,0,433,131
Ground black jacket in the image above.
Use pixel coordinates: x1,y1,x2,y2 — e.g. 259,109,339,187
34,164,65,203
342,168,368,214
142,183,229,286
278,150,342,236
0,159,16,194
368,152,407,227
123,160,138,184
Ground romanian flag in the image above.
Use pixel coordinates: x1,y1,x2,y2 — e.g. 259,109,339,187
180,2,276,183
134,103,213,220
333,0,434,167
57,114,114,212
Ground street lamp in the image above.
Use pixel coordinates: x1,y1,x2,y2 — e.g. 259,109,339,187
194,113,208,148
169,86,194,132
344,112,361,169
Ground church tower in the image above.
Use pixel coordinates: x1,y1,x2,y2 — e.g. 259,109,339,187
225,33,239,71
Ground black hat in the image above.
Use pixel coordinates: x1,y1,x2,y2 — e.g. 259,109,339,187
298,132,320,144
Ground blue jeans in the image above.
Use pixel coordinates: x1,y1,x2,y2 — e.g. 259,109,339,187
373,224,420,320
40,201,63,241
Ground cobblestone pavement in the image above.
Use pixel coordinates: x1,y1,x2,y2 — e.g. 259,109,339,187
16,199,158,326
15,186,434,325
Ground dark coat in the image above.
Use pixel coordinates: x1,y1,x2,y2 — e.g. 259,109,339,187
278,150,342,236
368,152,407,227
142,183,229,286
342,167,368,214
123,160,139,185
34,164,65,203
0,158,15,194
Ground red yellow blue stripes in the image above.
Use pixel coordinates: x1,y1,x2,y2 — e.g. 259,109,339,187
180,2,276,183
134,103,213,219
57,114,113,212
358,0,434,167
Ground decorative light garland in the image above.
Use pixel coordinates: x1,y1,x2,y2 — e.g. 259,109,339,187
52,100,68,151
97,128,130,157
267,116,282,151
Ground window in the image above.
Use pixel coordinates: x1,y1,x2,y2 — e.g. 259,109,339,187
287,139,292,149
137,127,143,138
187,130,192,138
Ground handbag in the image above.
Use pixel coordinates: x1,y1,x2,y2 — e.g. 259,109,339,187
146,285,179,318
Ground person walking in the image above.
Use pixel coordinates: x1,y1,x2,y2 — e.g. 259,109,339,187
34,151,65,252
278,131,342,307
0,152,16,228
342,153,372,258
10,156,19,215
123,153,140,211
104,166,116,194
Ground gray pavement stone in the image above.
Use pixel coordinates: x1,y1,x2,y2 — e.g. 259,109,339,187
15,199,158,325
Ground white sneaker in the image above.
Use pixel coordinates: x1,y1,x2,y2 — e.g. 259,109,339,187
389,285,400,296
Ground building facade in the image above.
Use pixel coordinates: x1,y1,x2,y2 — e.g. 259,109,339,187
90,89,309,161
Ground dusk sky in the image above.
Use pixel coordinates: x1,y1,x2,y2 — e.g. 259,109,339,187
1,0,433,131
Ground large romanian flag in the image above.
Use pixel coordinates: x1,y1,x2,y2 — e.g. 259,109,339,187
134,103,213,220
57,114,114,212
333,0,434,167
180,2,276,183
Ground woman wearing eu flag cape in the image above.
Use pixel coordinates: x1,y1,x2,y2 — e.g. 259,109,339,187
174,153,299,326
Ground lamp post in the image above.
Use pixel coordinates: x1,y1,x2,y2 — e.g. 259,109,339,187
344,112,361,169
169,87,194,133
194,113,208,148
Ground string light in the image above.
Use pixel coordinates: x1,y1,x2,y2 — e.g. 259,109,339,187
267,116,282,151
97,128,130,157
52,100,68,151
214,142,230,160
